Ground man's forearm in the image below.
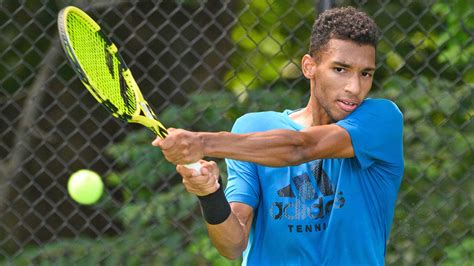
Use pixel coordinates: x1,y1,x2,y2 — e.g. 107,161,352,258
199,130,307,166
207,213,248,260
199,125,353,166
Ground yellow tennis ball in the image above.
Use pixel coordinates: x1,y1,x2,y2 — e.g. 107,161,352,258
68,169,104,205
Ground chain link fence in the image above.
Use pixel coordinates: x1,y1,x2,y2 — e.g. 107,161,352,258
1,0,472,264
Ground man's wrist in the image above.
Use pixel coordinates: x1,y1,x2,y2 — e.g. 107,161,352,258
198,132,211,157
199,131,232,159
197,177,231,225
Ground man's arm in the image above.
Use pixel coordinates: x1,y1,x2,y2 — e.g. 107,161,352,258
176,162,252,259
206,202,253,260
155,124,353,167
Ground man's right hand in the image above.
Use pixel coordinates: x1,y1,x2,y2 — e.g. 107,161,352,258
152,128,205,165
176,160,220,197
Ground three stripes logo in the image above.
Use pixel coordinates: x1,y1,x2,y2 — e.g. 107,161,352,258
270,160,345,232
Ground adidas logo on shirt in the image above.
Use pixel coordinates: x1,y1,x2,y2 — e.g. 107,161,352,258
269,160,346,233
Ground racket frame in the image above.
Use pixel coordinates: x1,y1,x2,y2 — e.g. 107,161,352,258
58,6,201,171
57,6,168,139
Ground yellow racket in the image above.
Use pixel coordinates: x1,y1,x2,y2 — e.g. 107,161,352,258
57,6,201,171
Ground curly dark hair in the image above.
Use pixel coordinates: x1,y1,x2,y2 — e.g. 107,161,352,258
309,7,379,59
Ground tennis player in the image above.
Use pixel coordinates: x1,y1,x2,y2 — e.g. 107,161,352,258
154,6,404,265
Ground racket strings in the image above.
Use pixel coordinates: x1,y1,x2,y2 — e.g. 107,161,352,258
65,11,137,120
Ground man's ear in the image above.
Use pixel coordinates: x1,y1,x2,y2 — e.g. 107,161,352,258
301,54,316,79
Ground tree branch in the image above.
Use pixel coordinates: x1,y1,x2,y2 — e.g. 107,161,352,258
0,39,62,210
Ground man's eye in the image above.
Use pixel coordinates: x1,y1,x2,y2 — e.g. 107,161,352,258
362,72,373,78
334,67,344,72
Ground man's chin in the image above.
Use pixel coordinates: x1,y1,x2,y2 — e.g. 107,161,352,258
331,112,352,123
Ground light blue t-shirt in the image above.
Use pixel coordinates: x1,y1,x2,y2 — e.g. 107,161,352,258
225,98,404,265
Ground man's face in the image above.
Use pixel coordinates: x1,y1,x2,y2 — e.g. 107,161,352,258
312,39,376,122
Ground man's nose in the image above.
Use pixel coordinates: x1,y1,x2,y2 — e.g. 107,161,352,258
344,75,361,95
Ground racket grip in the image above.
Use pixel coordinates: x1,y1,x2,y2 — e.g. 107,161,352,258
184,162,201,173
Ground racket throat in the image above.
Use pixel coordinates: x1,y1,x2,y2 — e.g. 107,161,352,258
138,102,168,138
140,102,156,120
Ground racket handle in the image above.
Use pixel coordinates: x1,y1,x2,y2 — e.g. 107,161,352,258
184,162,201,173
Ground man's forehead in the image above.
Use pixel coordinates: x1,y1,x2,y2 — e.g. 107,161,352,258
320,39,376,68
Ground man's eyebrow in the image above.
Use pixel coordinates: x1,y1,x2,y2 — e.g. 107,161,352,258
332,61,376,72
332,61,351,68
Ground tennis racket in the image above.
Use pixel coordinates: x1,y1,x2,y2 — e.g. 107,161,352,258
57,6,201,172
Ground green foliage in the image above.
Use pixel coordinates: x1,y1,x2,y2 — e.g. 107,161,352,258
431,1,474,67
382,75,473,264
226,1,314,95
441,238,474,265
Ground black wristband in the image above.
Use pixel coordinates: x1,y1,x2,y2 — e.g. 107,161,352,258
197,177,231,225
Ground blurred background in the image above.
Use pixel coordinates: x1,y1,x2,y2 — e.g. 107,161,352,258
0,0,472,265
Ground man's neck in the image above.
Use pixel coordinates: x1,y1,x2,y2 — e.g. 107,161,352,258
289,98,331,127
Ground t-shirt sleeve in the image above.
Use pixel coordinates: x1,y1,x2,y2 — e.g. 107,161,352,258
336,99,404,175
224,114,260,208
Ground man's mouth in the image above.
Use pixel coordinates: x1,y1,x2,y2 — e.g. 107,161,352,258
337,99,359,112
